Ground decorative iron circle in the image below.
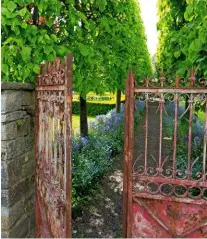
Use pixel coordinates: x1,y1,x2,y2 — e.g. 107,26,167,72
159,183,173,196
173,185,188,198
188,187,203,199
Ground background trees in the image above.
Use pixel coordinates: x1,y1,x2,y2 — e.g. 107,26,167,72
156,0,207,78
2,0,152,136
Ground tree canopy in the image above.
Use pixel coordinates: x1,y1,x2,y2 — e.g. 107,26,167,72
2,0,152,93
156,0,207,78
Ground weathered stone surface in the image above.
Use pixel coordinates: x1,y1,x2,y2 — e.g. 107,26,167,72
9,215,30,238
1,150,34,189
1,200,24,231
22,155,35,179
1,134,34,161
22,190,35,214
1,84,35,238
1,230,9,238
28,212,35,237
1,176,32,207
1,117,32,140
1,111,27,123
1,82,34,91
23,91,35,108
1,90,24,113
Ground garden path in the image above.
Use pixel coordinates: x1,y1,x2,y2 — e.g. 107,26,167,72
72,103,171,238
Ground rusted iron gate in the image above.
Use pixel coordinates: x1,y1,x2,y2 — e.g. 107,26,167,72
123,70,207,238
35,54,73,238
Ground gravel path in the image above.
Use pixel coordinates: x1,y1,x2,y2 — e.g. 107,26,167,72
72,103,172,238
72,154,123,238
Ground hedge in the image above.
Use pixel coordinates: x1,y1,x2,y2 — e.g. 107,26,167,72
72,102,115,116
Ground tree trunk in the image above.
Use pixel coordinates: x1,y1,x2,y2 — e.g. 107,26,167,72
116,89,121,113
185,94,189,118
80,94,88,137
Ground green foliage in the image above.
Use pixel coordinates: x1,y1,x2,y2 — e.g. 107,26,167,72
72,102,115,116
156,0,207,78
1,0,68,82
72,109,126,209
2,0,152,90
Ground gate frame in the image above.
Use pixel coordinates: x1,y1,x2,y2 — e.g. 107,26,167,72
35,54,73,238
123,70,207,238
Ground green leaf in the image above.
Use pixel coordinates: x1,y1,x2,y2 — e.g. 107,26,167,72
18,7,27,17
97,0,107,12
174,50,181,58
79,43,89,56
7,1,16,12
21,21,27,29
33,65,40,74
2,64,9,75
21,47,32,62
44,46,53,55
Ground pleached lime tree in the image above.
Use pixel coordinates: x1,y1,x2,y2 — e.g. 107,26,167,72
2,0,152,136
62,0,152,135
156,0,207,78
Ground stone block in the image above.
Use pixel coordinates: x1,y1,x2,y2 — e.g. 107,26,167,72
1,134,34,161
1,111,27,123
1,150,34,189
1,90,23,113
1,117,32,140
1,176,32,207
1,82,34,91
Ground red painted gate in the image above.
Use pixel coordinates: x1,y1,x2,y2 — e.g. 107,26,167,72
123,70,207,238
35,54,73,238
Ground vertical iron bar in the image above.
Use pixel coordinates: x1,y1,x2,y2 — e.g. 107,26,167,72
187,70,195,179
126,70,134,238
173,77,179,178
65,54,73,238
203,95,207,182
144,79,149,173
187,93,193,179
173,94,179,178
122,71,130,238
158,74,165,176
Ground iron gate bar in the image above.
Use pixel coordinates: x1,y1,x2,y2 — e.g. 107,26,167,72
123,70,207,238
133,192,206,205
134,88,207,93
123,70,135,238
132,175,207,188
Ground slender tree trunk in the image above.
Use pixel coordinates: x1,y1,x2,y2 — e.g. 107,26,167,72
80,93,88,137
116,89,121,113
185,94,189,118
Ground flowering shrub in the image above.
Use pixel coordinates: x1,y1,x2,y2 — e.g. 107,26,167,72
72,109,125,208
72,108,141,209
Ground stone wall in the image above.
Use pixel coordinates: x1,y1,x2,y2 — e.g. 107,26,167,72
1,82,35,238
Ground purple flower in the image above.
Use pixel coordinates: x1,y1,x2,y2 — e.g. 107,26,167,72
194,136,200,146
80,137,88,145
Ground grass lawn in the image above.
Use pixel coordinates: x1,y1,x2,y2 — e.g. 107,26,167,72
72,114,96,131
